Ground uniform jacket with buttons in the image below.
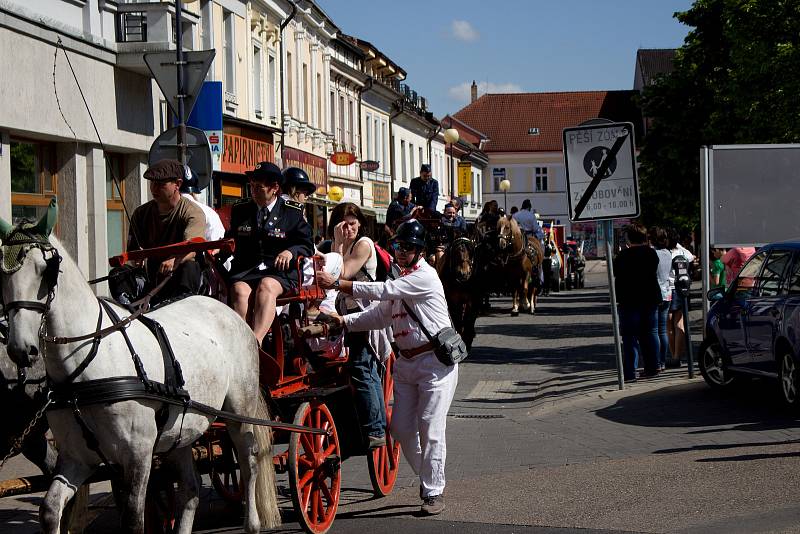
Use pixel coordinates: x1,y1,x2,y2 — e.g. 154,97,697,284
226,196,313,275
409,177,440,212
343,259,451,354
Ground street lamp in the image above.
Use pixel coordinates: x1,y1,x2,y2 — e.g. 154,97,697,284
444,128,460,199
499,178,511,211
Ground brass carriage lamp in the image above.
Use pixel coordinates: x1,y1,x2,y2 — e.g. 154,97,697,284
499,179,511,211
444,128,460,199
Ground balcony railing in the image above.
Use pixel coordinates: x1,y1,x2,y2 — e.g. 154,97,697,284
116,11,147,43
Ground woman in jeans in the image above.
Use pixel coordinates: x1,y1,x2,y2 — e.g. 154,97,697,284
614,222,662,381
327,202,391,449
649,226,673,370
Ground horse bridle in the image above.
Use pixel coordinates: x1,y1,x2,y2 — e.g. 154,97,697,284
0,230,61,319
448,237,476,283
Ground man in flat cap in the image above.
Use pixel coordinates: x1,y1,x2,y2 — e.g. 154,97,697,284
110,158,206,305
409,163,439,213
226,161,313,348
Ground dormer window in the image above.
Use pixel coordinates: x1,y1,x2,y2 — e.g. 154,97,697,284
528,127,540,135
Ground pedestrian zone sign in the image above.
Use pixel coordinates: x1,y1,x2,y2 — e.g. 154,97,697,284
563,121,640,222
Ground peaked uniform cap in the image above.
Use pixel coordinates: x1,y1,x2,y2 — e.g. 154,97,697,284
246,161,283,184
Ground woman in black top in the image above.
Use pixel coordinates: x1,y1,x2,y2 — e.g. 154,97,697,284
614,222,662,380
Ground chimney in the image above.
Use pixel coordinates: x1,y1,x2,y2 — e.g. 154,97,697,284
470,80,478,103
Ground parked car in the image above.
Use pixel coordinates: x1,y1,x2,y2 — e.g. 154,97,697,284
701,241,800,406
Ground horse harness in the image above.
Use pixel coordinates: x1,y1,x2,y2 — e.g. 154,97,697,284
0,228,328,467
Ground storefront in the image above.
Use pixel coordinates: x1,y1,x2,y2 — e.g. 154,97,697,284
282,147,329,239
213,123,276,228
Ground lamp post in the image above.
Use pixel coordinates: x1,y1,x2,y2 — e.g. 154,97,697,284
444,128,460,199
499,179,511,211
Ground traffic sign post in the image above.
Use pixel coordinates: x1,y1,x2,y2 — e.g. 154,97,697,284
563,120,640,390
149,126,213,191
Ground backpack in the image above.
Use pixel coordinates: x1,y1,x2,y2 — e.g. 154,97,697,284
358,241,397,282
671,254,691,292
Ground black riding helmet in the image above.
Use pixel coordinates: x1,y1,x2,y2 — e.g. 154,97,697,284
392,219,426,249
282,167,317,195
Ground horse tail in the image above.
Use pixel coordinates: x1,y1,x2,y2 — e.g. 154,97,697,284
253,394,281,529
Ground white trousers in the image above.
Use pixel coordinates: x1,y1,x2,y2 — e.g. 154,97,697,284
391,352,458,498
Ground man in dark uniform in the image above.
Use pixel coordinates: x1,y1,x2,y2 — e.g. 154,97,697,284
409,164,439,213
226,161,313,346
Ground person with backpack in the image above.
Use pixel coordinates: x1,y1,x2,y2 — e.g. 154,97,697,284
326,202,391,449
667,228,695,367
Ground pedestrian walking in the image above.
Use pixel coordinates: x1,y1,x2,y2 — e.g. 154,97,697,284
318,219,457,515
666,228,695,367
614,222,661,381
649,226,673,370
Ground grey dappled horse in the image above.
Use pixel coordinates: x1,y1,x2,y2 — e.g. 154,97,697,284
0,200,279,534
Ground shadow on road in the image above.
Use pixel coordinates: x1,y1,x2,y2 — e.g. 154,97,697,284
595,380,800,432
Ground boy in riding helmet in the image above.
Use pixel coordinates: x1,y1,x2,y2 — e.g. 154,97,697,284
315,219,457,516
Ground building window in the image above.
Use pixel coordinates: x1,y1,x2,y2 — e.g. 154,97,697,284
286,52,293,115
400,140,407,181
374,118,379,165
252,45,262,117
381,121,387,172
493,168,506,191
302,63,309,123
223,10,235,94
409,143,415,178
365,113,372,160
267,53,276,121
329,90,335,135
338,94,345,146
535,167,548,191
10,139,57,224
348,99,354,151
105,154,127,257
316,74,322,130
200,1,213,79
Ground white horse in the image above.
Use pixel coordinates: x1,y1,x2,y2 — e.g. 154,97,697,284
0,200,280,534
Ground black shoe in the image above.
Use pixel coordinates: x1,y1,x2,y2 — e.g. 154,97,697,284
420,494,445,515
665,359,682,369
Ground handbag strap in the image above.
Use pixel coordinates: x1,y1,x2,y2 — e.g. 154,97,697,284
401,300,436,343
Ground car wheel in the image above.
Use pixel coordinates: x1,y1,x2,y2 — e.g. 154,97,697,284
779,352,799,407
699,340,735,389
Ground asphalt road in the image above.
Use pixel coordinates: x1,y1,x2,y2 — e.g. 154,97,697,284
3,261,800,533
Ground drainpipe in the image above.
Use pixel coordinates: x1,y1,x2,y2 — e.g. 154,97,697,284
277,2,298,161
388,97,404,199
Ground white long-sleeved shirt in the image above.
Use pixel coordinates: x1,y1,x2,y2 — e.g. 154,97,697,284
343,259,451,353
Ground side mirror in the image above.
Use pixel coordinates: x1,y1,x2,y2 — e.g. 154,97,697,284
707,287,725,302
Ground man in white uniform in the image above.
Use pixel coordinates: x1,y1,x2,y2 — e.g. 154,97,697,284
317,220,457,516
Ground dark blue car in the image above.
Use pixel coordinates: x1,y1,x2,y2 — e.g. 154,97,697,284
702,241,800,406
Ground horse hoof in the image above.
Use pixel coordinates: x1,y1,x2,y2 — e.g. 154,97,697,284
511,310,519,317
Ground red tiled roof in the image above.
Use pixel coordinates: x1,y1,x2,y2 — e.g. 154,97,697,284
636,49,676,86
453,91,642,153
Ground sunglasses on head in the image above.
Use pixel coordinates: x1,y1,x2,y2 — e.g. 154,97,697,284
392,242,417,253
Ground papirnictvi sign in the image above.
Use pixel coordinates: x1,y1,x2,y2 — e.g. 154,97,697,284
283,147,328,194
222,133,273,173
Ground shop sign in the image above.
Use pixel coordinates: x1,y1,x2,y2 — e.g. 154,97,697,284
457,161,472,196
360,160,380,172
330,151,356,166
283,147,328,193
222,133,274,174
373,182,390,207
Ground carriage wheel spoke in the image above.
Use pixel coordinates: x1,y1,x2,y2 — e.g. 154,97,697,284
310,486,320,523
300,434,314,453
321,480,334,504
322,443,337,457
300,483,312,510
299,469,315,488
298,456,314,469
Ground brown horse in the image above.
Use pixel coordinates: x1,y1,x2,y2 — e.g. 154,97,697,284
496,217,537,316
436,237,479,349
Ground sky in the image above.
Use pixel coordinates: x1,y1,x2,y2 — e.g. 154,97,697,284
316,0,695,116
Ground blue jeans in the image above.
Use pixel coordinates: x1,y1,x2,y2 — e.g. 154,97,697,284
657,301,672,367
346,333,386,438
618,304,659,380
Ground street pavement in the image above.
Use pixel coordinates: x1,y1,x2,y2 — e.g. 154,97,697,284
3,260,800,533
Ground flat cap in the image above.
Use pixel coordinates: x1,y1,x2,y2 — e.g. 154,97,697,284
246,161,283,184
420,163,431,173
144,159,185,182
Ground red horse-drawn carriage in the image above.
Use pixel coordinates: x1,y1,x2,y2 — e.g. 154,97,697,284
0,237,401,534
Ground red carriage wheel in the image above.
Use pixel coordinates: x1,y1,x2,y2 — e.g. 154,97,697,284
288,401,341,534
210,432,244,504
367,353,401,496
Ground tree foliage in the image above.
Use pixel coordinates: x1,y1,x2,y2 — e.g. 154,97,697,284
638,0,800,231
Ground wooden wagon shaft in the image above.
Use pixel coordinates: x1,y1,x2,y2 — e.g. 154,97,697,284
0,444,221,498
109,238,235,267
